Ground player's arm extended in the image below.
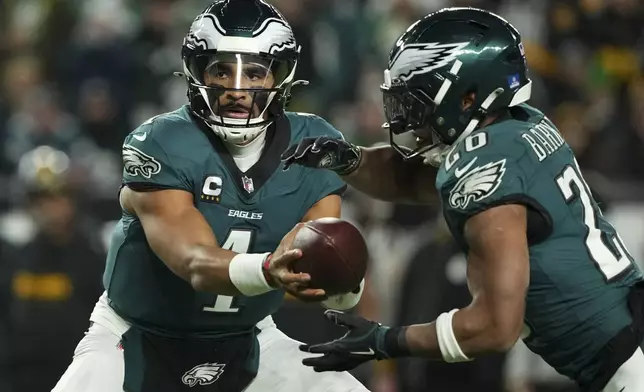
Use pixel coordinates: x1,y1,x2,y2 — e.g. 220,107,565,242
401,204,529,358
302,194,341,221
281,138,437,204
121,187,313,297
122,187,242,295
344,145,438,204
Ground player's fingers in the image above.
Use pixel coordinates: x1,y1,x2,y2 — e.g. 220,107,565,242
302,354,338,371
302,354,352,372
280,144,298,161
291,288,327,302
302,355,322,367
280,155,295,171
302,343,334,354
319,138,338,148
271,249,302,268
311,136,334,153
278,271,311,286
281,159,295,172
285,284,326,297
293,139,315,159
324,310,353,327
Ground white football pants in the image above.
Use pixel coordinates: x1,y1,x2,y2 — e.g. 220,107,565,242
602,347,644,392
52,292,368,392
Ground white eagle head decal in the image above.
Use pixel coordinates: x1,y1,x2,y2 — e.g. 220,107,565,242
389,42,469,82
122,145,161,179
181,363,226,388
184,14,226,51
252,17,296,55
449,159,506,209
184,15,295,56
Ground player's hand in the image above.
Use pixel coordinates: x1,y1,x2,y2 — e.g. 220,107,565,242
299,310,390,372
281,136,362,175
265,224,327,302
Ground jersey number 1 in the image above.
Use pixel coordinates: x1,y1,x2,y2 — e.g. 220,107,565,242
202,229,254,313
556,163,633,281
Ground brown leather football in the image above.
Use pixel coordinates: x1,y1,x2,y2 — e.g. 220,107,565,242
290,218,368,296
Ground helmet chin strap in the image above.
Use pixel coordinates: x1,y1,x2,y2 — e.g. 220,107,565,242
425,87,505,167
209,121,271,145
455,87,505,146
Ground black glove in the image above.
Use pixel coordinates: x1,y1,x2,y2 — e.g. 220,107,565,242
299,310,392,372
280,136,362,175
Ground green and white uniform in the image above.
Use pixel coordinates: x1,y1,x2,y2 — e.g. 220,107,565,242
52,107,368,392
436,104,643,389
106,106,345,336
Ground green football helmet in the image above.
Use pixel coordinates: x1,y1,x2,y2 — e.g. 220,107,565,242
181,0,302,144
381,7,532,166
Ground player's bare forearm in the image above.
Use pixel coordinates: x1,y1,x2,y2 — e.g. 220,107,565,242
400,302,522,359
344,145,437,204
399,204,530,358
122,187,242,296
460,204,529,352
302,194,342,221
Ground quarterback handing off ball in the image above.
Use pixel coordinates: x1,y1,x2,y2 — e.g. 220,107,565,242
291,218,368,296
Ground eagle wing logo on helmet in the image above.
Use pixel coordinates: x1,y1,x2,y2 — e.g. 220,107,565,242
449,159,506,209
389,42,469,81
122,145,161,179
253,17,296,55
181,363,226,387
184,14,226,51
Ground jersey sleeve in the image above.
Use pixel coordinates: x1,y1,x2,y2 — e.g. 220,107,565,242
302,167,347,204
443,151,529,219
442,131,555,247
121,121,193,192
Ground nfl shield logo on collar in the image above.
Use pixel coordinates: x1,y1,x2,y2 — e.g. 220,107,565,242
242,176,254,193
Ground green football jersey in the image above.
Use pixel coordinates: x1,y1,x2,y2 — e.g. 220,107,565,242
103,106,346,337
436,104,642,385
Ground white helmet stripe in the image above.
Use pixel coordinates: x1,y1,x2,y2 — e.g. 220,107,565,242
509,80,532,106
456,87,505,146
433,60,462,106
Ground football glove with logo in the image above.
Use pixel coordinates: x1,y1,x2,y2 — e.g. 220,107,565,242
299,310,408,372
281,136,362,175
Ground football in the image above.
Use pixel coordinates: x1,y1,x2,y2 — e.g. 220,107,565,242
290,218,368,296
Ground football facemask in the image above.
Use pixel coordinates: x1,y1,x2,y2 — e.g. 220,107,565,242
186,52,293,130
381,83,447,164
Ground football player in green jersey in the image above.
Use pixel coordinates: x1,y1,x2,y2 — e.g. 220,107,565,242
53,1,367,392
283,8,644,392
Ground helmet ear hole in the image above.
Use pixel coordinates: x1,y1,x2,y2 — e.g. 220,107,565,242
461,86,477,110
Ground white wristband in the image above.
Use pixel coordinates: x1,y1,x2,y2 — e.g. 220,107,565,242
321,279,365,310
436,309,472,363
228,253,274,296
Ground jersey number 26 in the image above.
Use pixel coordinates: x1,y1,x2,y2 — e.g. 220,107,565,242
556,162,634,282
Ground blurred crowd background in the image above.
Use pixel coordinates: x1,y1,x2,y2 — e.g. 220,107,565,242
1,0,643,391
